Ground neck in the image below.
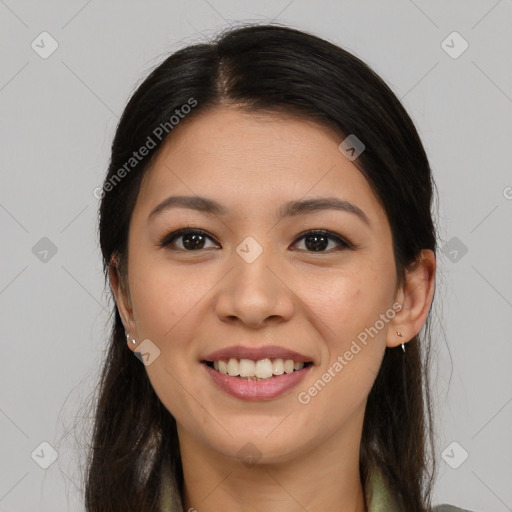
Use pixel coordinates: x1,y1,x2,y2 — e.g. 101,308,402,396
176,414,367,512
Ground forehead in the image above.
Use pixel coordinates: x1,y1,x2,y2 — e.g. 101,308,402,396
134,107,386,226
151,106,344,171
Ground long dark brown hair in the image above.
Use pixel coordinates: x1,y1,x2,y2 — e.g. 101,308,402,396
86,23,439,511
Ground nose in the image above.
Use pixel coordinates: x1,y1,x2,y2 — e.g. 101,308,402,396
214,246,295,328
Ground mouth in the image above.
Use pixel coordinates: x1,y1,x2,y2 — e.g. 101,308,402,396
202,358,314,381
200,345,315,400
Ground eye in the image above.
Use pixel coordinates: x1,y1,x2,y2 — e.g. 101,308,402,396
159,228,353,253
159,228,219,251
291,229,353,253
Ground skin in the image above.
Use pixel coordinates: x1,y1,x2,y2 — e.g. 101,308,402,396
110,106,436,512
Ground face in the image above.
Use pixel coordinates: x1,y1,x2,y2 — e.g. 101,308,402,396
114,107,406,464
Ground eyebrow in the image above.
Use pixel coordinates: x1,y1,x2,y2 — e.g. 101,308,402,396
147,195,370,226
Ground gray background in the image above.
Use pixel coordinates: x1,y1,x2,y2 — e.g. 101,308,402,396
1,0,511,510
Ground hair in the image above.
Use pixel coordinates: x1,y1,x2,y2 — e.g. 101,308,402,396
87,23,438,511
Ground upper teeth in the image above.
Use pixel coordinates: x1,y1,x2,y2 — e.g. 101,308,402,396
212,358,305,378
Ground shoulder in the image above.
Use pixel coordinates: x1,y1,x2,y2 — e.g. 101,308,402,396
433,504,477,512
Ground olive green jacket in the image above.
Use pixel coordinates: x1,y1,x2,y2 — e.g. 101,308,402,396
159,461,474,511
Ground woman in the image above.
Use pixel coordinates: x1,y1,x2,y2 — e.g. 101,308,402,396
87,24,475,511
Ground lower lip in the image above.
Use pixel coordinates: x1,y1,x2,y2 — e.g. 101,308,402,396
202,363,312,401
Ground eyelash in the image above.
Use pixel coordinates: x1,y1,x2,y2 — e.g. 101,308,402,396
159,228,354,253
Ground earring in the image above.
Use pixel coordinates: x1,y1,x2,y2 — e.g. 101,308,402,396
396,331,405,352
126,332,137,345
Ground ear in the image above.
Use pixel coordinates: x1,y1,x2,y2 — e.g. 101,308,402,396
109,254,139,347
386,249,436,348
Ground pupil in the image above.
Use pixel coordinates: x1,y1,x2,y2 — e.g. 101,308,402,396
305,234,327,251
183,233,205,250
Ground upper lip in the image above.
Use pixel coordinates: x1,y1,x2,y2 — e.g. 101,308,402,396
203,345,313,363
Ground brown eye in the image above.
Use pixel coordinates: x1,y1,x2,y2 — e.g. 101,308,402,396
160,229,219,251
292,230,352,253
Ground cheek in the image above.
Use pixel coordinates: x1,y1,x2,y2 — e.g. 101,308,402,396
128,261,213,420
128,258,210,344
302,262,394,342
299,270,393,416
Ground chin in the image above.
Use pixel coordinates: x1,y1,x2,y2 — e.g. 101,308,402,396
202,428,305,465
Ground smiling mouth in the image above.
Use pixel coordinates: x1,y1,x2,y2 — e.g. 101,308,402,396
202,358,313,381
